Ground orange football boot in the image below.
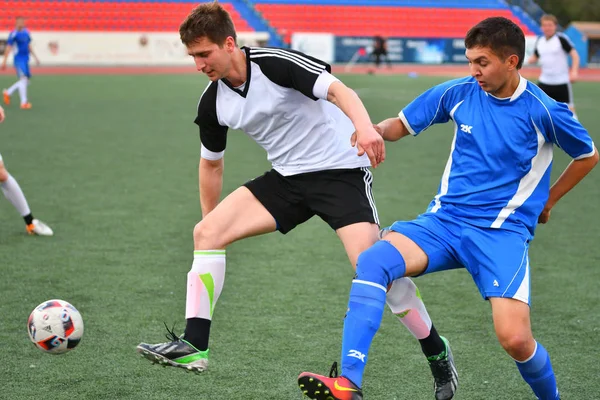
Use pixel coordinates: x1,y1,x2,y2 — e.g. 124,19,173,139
298,362,362,400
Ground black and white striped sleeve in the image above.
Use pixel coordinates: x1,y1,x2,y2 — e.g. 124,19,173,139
557,33,573,53
249,47,335,100
194,81,228,160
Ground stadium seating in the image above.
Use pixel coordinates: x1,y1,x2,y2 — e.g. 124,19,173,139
253,2,537,38
0,0,536,39
252,0,505,7
0,1,253,32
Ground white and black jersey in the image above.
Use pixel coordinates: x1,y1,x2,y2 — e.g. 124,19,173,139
194,46,370,176
534,33,573,85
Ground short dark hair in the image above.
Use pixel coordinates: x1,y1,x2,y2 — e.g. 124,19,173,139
179,1,237,47
465,17,525,69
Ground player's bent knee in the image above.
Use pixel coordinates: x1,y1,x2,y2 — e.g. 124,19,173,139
356,240,407,289
193,220,226,250
385,277,417,306
496,330,535,359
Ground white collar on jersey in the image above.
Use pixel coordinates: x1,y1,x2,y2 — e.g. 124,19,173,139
486,75,527,102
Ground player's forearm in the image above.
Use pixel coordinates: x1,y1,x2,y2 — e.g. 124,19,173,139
377,117,411,141
199,158,224,218
546,148,598,209
29,46,39,61
328,82,372,132
570,51,580,73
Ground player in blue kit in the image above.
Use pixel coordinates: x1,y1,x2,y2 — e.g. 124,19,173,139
297,17,598,400
2,17,40,109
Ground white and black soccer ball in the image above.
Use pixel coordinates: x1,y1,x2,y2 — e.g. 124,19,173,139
27,299,84,354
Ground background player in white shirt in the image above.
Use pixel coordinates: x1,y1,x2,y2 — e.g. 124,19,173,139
528,14,580,117
137,3,458,398
0,105,53,235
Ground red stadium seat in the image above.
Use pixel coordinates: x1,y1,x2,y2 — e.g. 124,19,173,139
255,4,534,38
0,1,254,32
0,1,531,37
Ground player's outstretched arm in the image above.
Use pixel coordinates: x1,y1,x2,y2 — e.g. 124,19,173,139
539,146,599,224
0,105,5,122
327,81,385,167
199,157,224,218
376,117,411,141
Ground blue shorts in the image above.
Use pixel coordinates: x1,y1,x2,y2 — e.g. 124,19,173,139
388,211,532,304
14,59,31,79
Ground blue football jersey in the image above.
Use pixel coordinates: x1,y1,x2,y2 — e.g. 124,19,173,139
7,29,31,60
399,75,595,236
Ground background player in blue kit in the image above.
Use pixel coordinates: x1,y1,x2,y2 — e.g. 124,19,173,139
298,17,598,400
2,17,40,109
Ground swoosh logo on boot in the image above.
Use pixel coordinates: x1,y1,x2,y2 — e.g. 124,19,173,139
334,380,357,392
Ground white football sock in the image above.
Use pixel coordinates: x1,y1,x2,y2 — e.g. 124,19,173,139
186,250,226,320
17,78,28,105
6,80,20,96
1,174,31,217
386,278,433,340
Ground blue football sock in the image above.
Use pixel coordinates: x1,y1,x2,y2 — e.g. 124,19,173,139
340,282,386,388
340,240,407,388
515,341,559,400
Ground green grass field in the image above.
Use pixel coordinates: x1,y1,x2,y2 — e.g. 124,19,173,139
0,73,599,400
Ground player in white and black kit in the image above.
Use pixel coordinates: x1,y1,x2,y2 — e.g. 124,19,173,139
528,14,580,116
137,4,457,398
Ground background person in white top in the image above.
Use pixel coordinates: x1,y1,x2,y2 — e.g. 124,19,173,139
136,3,458,397
528,14,580,117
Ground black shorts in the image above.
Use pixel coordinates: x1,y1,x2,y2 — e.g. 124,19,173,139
244,168,379,234
538,82,572,104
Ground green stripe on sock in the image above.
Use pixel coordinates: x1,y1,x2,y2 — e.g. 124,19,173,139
199,273,216,317
194,250,226,256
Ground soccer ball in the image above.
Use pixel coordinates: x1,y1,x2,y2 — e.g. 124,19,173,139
27,299,84,354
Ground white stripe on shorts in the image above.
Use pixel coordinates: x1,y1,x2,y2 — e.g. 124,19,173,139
567,82,574,107
502,243,530,304
361,167,380,225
